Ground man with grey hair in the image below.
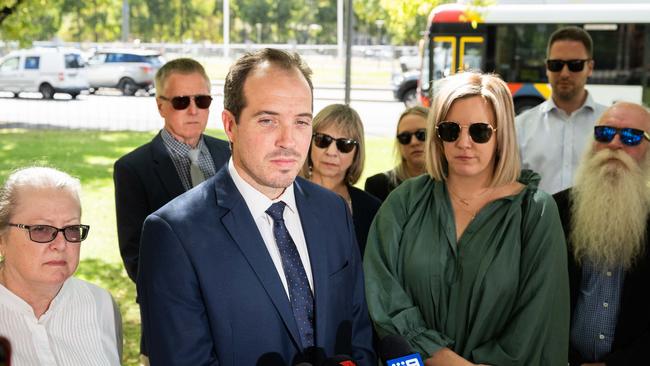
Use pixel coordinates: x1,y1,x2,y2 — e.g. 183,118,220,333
113,58,230,363
554,102,650,365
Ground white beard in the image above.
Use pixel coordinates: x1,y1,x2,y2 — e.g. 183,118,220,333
570,146,650,269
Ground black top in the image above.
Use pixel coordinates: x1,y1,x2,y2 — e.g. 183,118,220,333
554,188,650,366
364,170,402,202
349,185,381,257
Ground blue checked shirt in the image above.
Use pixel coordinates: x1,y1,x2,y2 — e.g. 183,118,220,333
570,260,624,362
161,128,217,190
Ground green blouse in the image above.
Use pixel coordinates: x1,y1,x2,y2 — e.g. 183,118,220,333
364,171,569,365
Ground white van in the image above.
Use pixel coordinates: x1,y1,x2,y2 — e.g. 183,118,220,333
0,47,89,99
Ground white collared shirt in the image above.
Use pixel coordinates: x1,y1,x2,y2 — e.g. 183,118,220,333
228,158,314,298
516,93,606,194
0,277,120,366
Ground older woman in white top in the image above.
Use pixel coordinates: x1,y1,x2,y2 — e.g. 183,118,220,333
0,167,121,366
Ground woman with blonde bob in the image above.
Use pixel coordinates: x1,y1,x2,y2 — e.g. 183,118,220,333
364,72,569,365
365,106,428,202
302,103,381,255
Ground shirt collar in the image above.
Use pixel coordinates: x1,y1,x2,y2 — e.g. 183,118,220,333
160,128,206,155
544,90,597,114
227,157,298,222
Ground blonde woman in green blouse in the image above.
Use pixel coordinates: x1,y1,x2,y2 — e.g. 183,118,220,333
364,71,569,366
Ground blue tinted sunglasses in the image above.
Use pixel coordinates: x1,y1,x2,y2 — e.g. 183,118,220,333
594,125,650,146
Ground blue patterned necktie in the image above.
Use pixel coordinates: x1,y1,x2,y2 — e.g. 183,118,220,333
266,201,315,349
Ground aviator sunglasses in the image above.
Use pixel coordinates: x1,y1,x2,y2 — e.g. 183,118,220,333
546,59,590,72
9,223,90,243
312,132,358,153
594,125,650,146
436,121,496,143
396,129,426,145
159,95,213,110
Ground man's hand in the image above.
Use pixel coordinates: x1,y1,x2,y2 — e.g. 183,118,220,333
424,348,478,366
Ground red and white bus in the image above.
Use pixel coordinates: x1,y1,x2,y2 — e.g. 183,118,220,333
419,1,650,113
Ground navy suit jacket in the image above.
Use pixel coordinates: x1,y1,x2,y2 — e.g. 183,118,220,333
114,131,230,282
137,166,376,366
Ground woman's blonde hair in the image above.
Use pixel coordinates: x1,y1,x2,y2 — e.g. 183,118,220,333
301,104,366,184
425,71,520,186
392,106,429,184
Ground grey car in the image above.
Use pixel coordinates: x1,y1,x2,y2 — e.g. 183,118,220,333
86,49,164,96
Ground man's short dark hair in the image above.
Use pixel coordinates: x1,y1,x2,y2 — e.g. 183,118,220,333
547,26,593,59
223,48,314,122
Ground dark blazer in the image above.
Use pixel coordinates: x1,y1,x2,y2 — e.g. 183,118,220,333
113,131,230,282
364,171,400,202
137,167,376,366
554,188,650,366
348,185,381,256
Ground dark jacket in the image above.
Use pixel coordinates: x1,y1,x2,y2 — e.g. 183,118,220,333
348,185,381,256
364,170,401,202
554,188,650,366
113,131,230,282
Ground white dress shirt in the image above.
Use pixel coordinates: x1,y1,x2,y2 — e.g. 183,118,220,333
227,158,314,298
516,93,606,194
0,277,120,366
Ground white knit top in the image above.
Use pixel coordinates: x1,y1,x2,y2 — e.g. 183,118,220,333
0,277,120,366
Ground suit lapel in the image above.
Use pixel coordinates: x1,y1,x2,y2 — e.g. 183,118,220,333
214,167,303,349
294,179,330,347
151,132,185,199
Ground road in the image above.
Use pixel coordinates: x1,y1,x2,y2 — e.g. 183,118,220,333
0,85,405,138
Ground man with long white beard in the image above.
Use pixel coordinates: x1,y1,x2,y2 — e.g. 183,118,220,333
554,101,650,366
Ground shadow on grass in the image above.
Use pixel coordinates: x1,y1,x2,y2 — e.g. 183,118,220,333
76,258,141,366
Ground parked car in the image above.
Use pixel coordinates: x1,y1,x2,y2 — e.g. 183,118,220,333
0,47,88,99
85,49,164,96
392,70,419,107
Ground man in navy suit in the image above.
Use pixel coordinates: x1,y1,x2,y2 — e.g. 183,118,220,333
114,58,230,363
137,48,375,365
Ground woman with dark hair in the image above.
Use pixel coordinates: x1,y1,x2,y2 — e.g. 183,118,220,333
365,106,428,201
302,104,381,255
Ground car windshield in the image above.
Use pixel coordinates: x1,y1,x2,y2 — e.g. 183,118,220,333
65,54,84,69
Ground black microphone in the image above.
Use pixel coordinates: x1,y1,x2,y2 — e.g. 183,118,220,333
0,336,11,366
322,354,356,366
378,335,424,366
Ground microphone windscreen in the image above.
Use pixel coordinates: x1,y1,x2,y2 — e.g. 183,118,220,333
322,354,356,366
378,334,414,361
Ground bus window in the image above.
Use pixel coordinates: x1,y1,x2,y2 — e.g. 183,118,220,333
433,36,456,80
460,36,484,71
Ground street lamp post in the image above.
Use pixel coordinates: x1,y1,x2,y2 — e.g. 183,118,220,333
256,23,262,43
375,19,384,45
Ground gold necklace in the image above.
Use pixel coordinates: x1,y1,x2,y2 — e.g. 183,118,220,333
448,186,492,207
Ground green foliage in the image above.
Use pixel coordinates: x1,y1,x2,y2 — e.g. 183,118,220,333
0,0,62,46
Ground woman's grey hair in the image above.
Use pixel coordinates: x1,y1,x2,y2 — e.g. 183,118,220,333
0,167,82,235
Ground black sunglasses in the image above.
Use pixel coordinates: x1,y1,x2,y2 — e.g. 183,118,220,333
594,125,650,146
397,129,426,145
546,59,590,72
9,223,90,243
312,132,358,153
159,95,212,110
436,121,496,144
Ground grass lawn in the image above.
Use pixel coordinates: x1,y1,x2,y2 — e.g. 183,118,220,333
0,128,394,365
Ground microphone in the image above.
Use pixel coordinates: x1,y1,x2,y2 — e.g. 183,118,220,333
0,336,11,366
322,354,356,366
378,335,424,366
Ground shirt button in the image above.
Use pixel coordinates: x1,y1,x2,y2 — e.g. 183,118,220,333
606,271,612,276
599,334,605,340
603,302,609,308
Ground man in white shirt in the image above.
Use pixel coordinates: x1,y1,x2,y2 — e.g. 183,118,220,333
516,26,606,194
137,48,375,366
